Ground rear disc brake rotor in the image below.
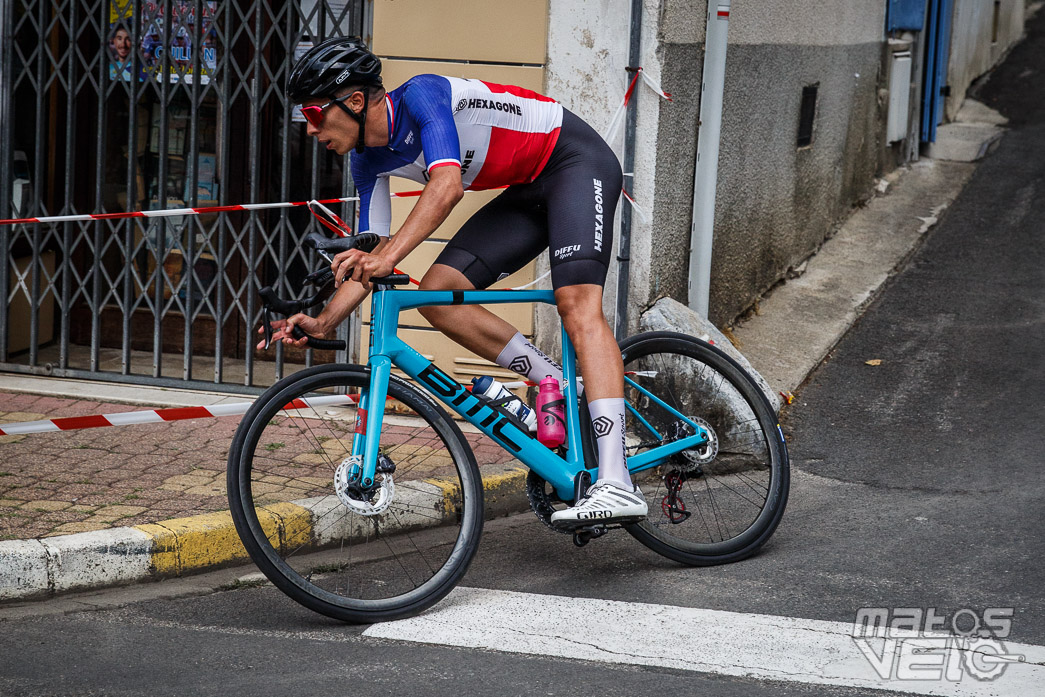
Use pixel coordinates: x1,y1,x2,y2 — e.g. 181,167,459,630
675,416,718,472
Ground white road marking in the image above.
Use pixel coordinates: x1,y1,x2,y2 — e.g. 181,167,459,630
363,587,1045,696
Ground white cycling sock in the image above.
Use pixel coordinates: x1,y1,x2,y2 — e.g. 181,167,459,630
495,332,564,385
587,397,632,490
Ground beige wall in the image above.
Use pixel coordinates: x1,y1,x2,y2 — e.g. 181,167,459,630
366,0,549,390
372,0,548,65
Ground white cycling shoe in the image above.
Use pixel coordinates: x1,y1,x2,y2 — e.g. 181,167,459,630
550,480,648,529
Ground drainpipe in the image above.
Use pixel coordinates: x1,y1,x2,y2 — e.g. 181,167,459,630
688,0,731,318
613,0,644,340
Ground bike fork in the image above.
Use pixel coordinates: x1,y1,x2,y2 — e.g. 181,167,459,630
349,356,392,488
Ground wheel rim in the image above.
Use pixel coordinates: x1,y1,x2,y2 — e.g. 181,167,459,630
235,370,480,614
621,340,782,556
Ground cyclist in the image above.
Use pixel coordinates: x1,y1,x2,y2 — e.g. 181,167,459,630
265,37,647,527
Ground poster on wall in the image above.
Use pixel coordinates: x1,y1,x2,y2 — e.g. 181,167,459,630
108,0,219,84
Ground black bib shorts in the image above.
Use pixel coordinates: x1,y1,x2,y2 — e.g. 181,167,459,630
434,108,624,291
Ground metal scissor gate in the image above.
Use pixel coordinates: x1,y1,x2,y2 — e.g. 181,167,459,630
0,0,364,392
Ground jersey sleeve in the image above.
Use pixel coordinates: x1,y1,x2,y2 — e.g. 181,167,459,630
401,75,462,173
351,155,392,237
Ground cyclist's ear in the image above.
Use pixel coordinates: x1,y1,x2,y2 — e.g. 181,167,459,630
339,88,367,114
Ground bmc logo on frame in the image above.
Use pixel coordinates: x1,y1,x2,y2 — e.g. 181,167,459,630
851,607,1025,683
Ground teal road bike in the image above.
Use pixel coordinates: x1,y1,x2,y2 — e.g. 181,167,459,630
227,233,789,623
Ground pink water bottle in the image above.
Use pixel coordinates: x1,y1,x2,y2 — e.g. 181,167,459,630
536,376,566,448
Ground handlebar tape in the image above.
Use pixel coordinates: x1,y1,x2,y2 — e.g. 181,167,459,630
290,325,348,351
371,274,411,286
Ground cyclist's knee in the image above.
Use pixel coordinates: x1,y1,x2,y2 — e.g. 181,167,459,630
555,285,607,333
418,265,474,325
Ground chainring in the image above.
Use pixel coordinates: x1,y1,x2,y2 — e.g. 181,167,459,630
525,470,572,534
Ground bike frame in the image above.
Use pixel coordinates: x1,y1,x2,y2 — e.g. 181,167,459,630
350,286,710,501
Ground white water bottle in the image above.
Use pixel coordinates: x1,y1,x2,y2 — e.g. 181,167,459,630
471,376,538,432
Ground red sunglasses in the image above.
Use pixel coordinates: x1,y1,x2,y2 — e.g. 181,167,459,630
299,93,355,128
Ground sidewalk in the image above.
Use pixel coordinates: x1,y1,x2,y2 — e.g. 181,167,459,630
0,114,1002,604
0,389,526,542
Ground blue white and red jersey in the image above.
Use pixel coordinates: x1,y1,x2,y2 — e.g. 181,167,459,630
351,74,564,236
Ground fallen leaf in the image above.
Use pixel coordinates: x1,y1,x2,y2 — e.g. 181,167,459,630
865,359,882,366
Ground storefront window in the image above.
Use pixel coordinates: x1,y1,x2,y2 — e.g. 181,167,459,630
2,0,364,388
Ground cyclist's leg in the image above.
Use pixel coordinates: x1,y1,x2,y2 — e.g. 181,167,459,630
538,110,644,522
418,263,517,359
421,187,564,384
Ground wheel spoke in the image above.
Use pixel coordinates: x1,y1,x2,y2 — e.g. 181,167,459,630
228,368,481,622
617,335,788,563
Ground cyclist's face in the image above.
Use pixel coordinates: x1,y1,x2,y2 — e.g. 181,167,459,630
301,92,363,156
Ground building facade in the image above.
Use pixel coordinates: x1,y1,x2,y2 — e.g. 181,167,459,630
0,0,1026,390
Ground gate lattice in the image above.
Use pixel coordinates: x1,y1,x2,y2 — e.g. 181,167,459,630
0,0,365,392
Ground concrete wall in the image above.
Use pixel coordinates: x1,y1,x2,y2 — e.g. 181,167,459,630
708,32,886,323
946,0,1026,120
543,1,892,335
539,0,662,352
721,3,887,325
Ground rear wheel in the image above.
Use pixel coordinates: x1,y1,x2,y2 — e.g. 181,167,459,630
227,364,483,623
597,332,789,565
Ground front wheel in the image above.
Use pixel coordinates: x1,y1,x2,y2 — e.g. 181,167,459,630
607,332,790,565
227,364,484,623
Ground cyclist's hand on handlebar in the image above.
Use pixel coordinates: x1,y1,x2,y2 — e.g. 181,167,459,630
331,249,395,289
257,313,328,350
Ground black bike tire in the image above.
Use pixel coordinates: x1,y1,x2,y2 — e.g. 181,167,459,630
583,331,789,566
227,363,484,623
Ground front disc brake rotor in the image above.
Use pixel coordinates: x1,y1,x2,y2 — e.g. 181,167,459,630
334,455,395,516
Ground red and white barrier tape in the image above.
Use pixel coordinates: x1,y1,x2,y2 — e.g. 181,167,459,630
0,197,351,228
601,67,672,223
0,383,541,435
0,373,679,437
0,394,360,436
0,187,472,228
602,67,673,147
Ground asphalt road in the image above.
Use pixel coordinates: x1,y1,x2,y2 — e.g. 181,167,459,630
2,11,1044,697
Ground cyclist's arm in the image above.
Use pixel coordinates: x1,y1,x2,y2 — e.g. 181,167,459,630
377,75,463,267
260,237,390,349
379,165,463,267
331,77,463,285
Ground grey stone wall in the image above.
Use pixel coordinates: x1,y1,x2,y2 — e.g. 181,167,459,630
707,42,885,324
648,38,886,326
546,0,893,337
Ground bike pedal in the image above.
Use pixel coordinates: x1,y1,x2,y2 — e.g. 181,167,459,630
553,515,646,533
571,524,608,547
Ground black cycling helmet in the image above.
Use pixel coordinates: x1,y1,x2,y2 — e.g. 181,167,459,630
288,37,382,153
287,36,382,103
